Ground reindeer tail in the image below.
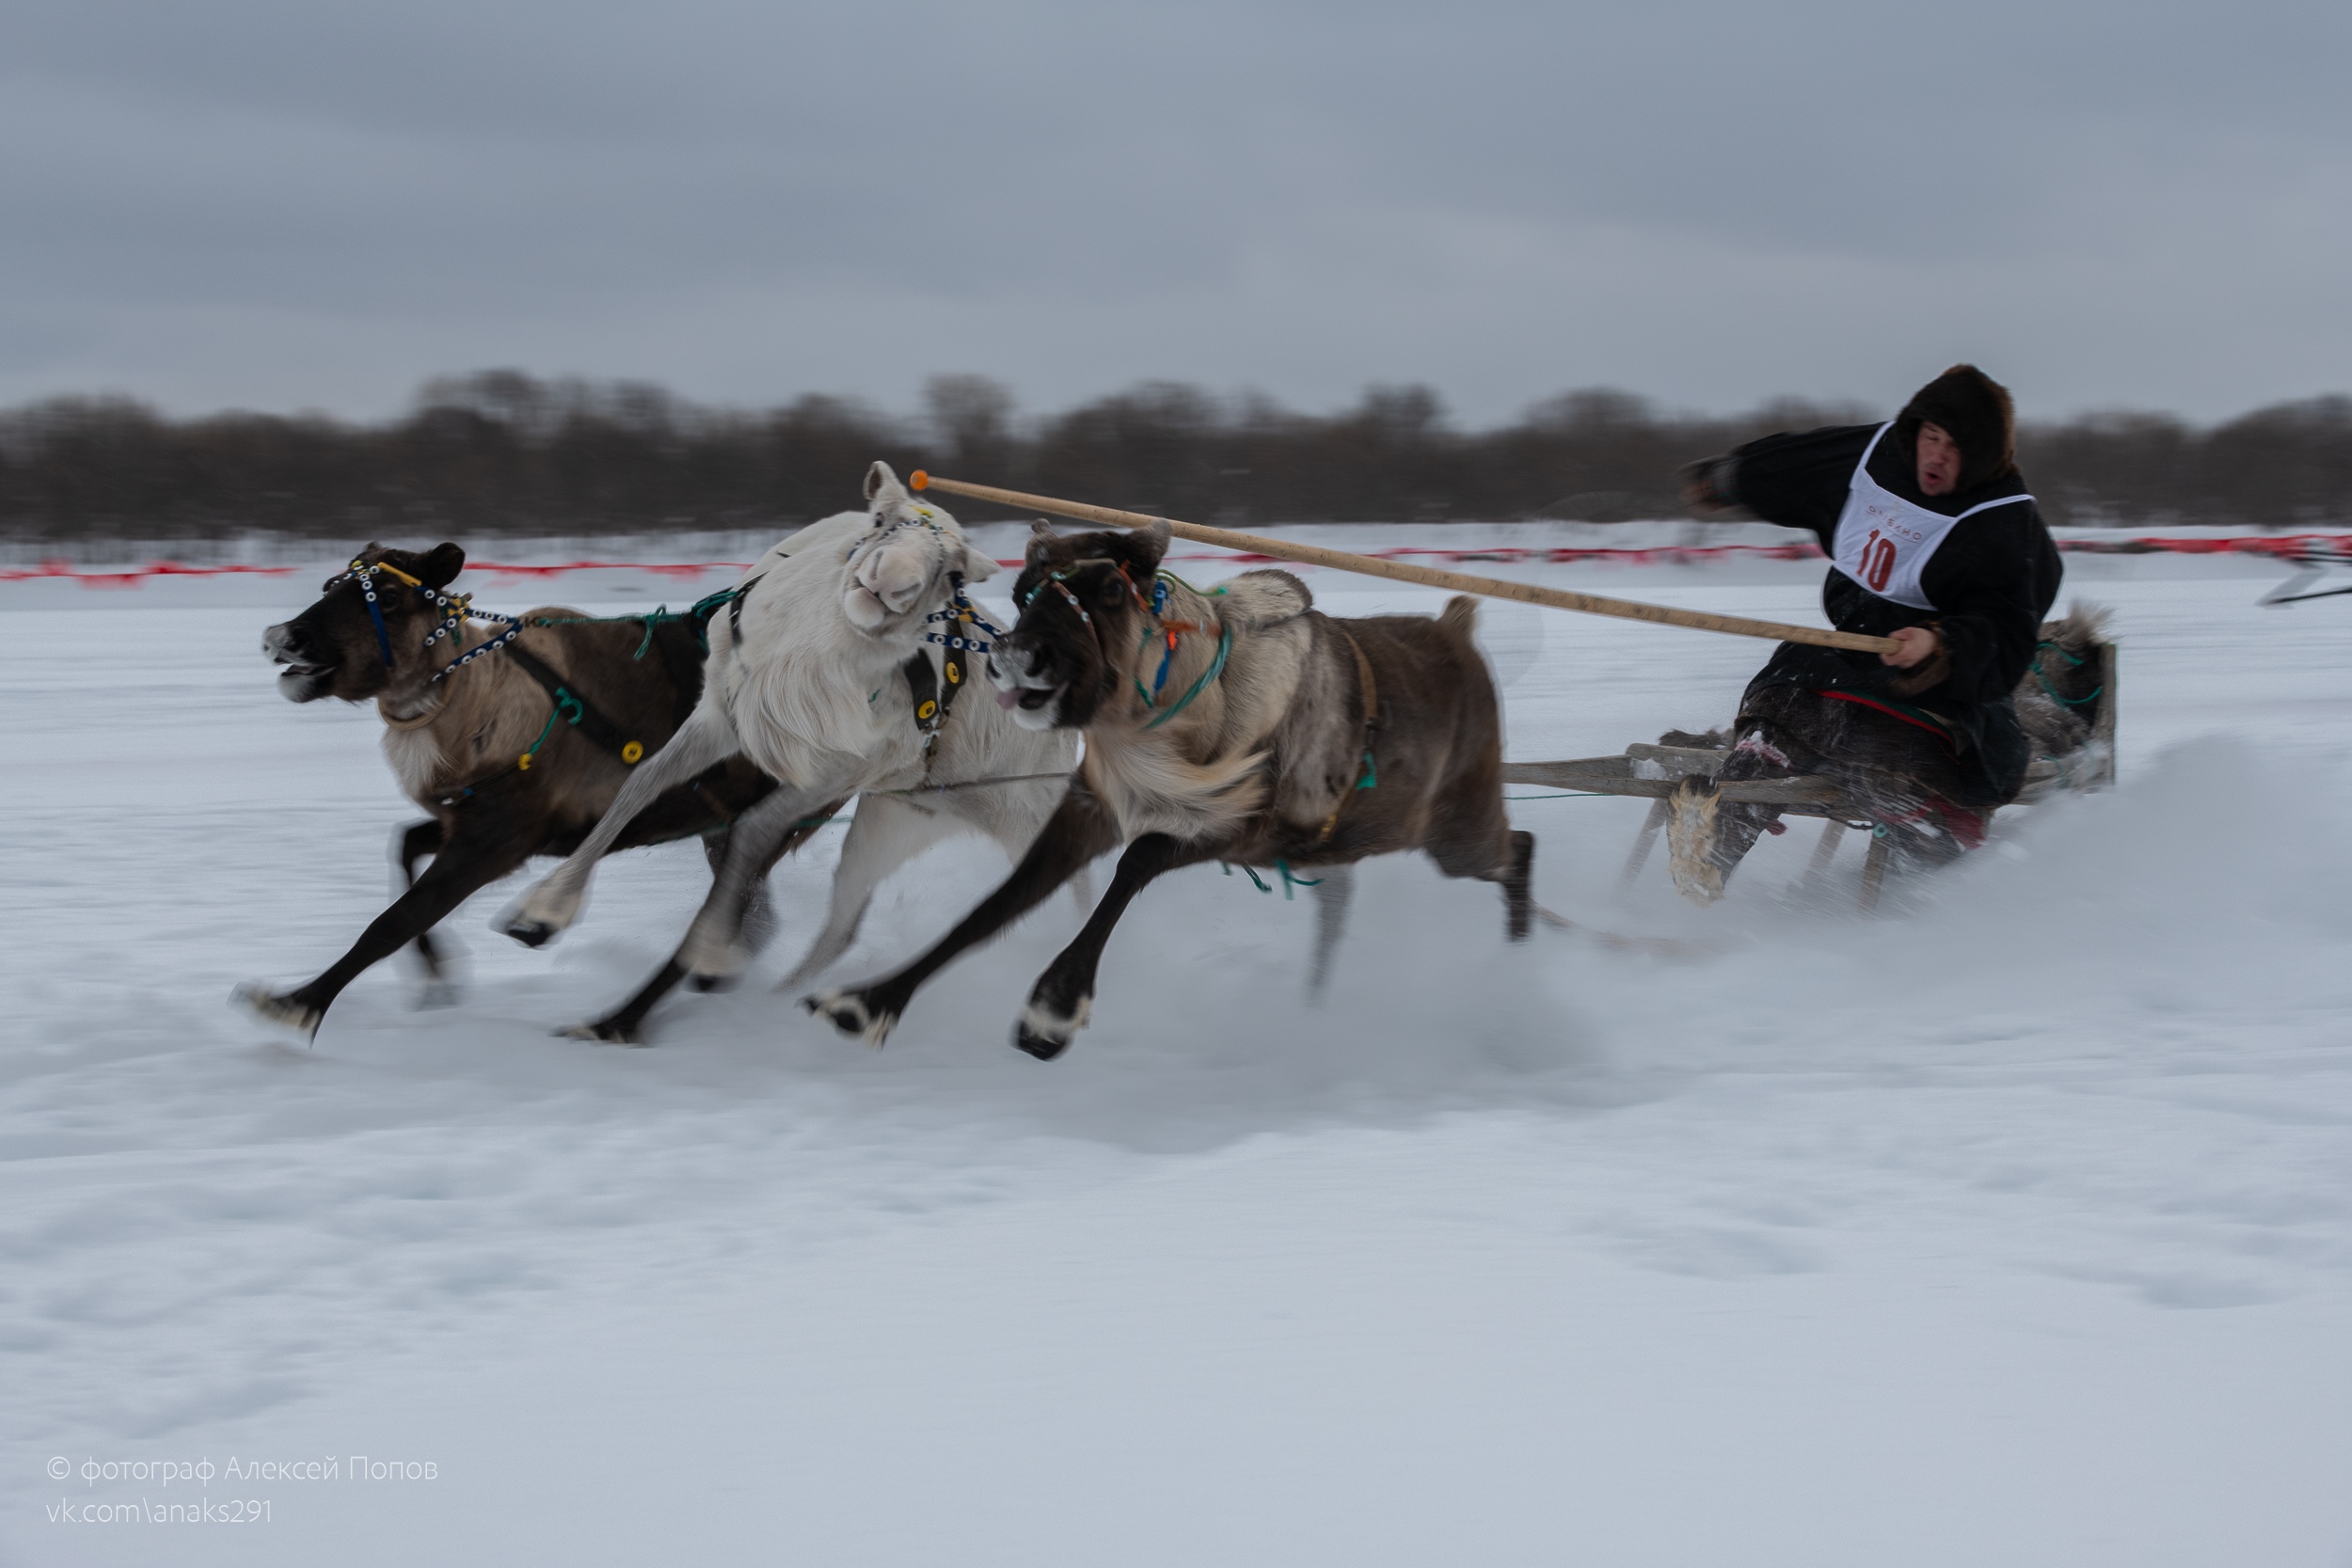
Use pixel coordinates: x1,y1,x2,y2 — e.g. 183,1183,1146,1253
1438,595,1481,639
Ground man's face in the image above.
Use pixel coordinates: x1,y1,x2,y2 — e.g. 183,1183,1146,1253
1916,421,1963,497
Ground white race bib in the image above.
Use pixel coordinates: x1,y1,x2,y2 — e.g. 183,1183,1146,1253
1830,424,2031,611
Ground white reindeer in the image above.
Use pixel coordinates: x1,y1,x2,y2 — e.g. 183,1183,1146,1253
502,463,1079,1025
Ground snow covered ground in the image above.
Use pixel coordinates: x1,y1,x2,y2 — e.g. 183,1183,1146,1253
4,545,2350,1565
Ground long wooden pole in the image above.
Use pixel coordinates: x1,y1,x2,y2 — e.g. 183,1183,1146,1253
910,472,1899,656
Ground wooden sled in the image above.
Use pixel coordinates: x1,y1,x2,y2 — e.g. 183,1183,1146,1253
1504,641,2119,912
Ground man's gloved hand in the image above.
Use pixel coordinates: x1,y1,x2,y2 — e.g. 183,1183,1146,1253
1679,456,1739,512
1881,625,1943,669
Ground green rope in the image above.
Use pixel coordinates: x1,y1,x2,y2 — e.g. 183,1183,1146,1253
526,586,746,657
516,686,586,767
2032,640,2104,707
1154,569,1228,598
1141,624,1232,730
1219,859,1322,899
516,704,563,766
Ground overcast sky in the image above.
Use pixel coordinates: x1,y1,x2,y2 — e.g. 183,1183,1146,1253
4,0,2346,426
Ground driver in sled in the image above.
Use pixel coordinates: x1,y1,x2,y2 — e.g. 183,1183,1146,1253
1671,364,2061,901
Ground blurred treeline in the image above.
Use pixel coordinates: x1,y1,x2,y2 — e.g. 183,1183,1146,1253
1,370,2345,542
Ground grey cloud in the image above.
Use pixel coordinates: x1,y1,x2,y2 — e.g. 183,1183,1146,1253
1,0,2345,422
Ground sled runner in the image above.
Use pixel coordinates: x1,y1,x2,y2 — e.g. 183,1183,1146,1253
2259,537,2352,607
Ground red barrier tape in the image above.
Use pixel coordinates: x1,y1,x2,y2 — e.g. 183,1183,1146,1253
7,532,2349,588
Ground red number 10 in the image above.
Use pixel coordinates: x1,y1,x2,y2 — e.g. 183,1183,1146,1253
1861,529,1897,591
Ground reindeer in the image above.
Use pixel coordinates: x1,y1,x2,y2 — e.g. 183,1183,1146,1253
2012,601,2113,791
240,540,813,1039
805,519,1534,1061
496,465,1080,1030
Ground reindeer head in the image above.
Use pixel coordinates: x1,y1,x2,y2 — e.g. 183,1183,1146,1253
838,462,999,637
988,520,1172,731
262,542,467,704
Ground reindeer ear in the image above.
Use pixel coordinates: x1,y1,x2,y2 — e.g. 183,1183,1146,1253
421,542,467,588
1130,519,1173,570
958,543,1000,583
1025,523,1059,563
865,461,906,508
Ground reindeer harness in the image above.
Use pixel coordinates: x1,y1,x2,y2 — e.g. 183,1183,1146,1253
329,555,663,793
728,515,1007,758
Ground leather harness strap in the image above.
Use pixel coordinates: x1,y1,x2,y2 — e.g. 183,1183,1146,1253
646,618,708,731
729,573,764,647
503,643,647,766
901,638,969,755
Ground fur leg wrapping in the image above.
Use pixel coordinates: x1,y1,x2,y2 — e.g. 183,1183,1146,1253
1665,776,1727,905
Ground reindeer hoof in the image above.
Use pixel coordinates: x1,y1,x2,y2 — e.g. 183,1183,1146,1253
233,982,322,1041
1012,995,1089,1061
803,990,896,1047
1011,1024,1070,1062
556,1020,645,1046
501,915,560,949
1504,829,1535,942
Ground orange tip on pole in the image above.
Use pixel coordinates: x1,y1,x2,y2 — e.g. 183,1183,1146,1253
910,469,929,491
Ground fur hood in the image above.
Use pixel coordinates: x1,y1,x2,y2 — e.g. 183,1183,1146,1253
1896,364,2018,492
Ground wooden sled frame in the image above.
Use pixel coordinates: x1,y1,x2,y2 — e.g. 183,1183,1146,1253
1504,641,2119,912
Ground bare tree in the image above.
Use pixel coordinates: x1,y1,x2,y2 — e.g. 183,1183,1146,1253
1,372,2342,544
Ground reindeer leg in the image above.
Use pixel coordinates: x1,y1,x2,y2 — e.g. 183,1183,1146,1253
676,786,840,983
1500,830,1535,942
1015,832,1212,1060
690,800,848,988
392,819,460,1006
239,816,534,1039
806,790,1122,1047
732,833,784,963
565,959,692,1046
562,834,731,1043
1429,803,1536,943
564,801,845,1044
779,794,962,990
1305,863,1355,1002
501,704,740,946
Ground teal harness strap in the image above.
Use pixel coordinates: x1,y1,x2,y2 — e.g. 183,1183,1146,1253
1142,624,1232,730
2032,640,2104,707
525,584,748,657
1221,859,1322,899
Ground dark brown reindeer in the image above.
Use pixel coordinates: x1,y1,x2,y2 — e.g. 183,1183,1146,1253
807,520,1534,1060
240,542,823,1039
2011,602,2113,782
